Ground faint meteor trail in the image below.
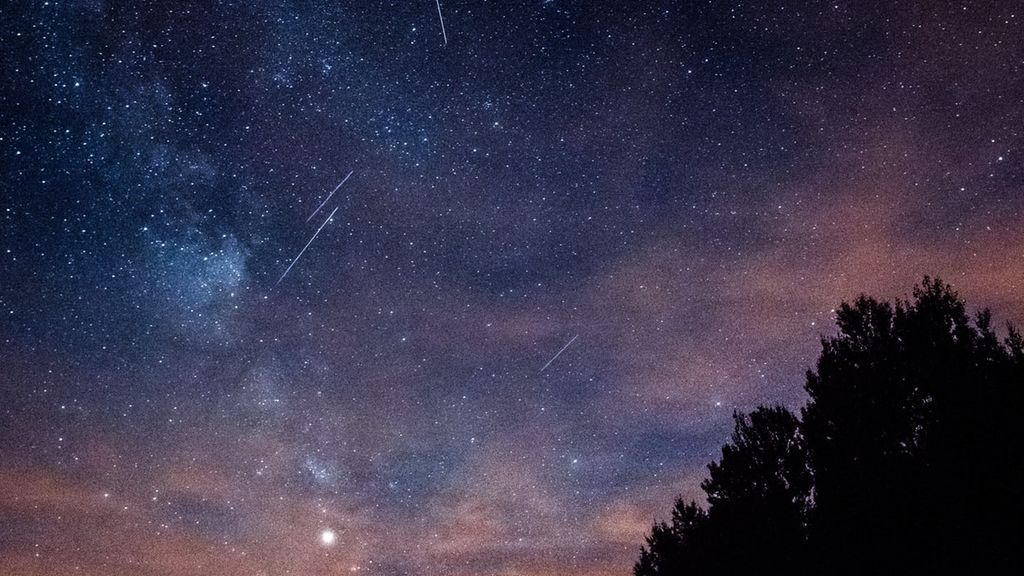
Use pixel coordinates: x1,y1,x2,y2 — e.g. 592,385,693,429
307,170,353,222
435,0,448,46
540,334,579,373
277,205,341,286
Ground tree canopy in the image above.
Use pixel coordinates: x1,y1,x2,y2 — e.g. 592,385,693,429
635,277,1024,575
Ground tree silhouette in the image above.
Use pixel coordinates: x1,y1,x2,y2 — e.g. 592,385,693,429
634,500,706,576
701,406,810,572
635,406,810,575
802,277,1024,572
636,277,1024,575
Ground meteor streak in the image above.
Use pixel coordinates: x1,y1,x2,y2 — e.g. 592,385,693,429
435,0,448,46
307,170,352,222
277,205,341,286
540,334,579,373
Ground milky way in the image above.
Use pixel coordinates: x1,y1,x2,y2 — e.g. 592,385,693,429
1,2,1022,575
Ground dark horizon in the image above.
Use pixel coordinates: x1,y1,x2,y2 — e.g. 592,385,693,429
1,1,1021,575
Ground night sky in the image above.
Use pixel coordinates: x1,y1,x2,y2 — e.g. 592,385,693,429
1,1,1022,575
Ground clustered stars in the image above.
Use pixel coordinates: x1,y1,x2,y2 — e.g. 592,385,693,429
1,0,1022,575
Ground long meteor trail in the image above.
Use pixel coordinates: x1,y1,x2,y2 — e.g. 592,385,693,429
540,334,579,373
435,0,448,46
307,170,352,222
277,205,341,286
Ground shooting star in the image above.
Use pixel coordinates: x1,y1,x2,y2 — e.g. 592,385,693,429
539,334,579,373
307,170,353,223
435,0,448,46
277,205,341,286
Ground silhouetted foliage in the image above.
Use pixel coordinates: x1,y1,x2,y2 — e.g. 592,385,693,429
636,277,1024,575
635,500,706,576
635,406,809,575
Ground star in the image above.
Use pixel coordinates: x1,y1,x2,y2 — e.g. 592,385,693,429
1,1,1021,575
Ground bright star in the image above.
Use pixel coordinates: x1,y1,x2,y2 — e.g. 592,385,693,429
320,529,336,546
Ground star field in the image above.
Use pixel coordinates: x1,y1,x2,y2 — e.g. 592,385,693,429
1,1,1022,575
